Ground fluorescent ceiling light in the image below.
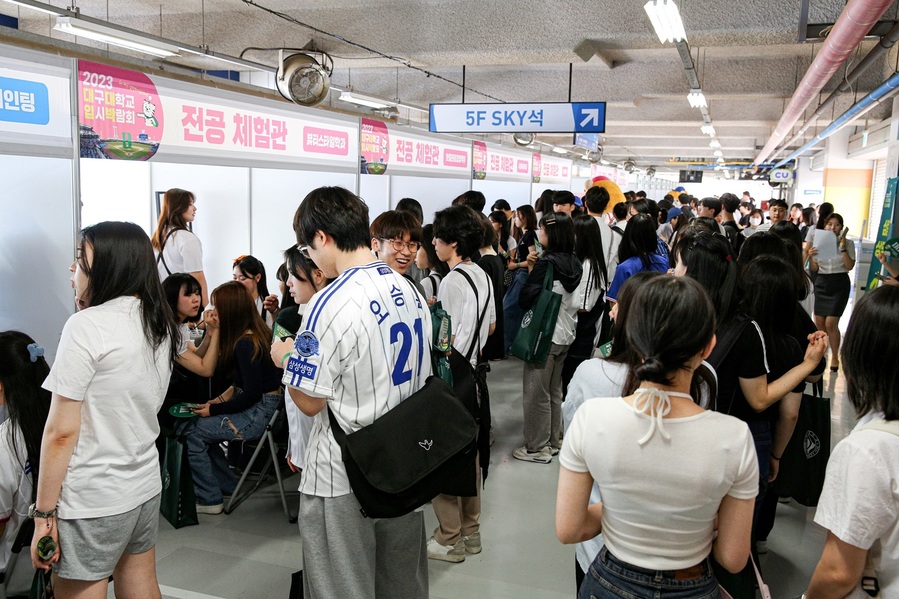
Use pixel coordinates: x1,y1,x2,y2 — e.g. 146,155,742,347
709,139,721,148
716,157,725,164
687,90,707,108
552,146,568,154
55,16,179,58
177,46,273,72
644,0,687,44
1,0,58,15
339,91,392,109
714,150,723,157
701,125,716,136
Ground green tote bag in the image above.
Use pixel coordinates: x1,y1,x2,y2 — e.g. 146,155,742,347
510,263,562,365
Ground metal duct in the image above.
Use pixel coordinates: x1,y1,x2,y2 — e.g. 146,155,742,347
773,70,899,168
755,0,895,166
773,19,899,159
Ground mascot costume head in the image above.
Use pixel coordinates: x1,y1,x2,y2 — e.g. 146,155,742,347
584,176,626,213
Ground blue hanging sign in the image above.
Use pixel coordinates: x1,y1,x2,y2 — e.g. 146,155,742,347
429,102,606,134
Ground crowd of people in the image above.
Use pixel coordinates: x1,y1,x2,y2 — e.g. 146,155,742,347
0,182,896,599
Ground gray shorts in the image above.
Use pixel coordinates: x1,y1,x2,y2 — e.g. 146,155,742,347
55,493,161,581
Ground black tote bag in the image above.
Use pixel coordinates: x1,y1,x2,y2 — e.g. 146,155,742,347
772,381,831,507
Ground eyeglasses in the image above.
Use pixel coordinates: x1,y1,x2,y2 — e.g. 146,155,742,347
380,238,422,253
296,245,311,259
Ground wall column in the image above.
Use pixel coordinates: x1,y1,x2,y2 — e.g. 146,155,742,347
822,127,873,233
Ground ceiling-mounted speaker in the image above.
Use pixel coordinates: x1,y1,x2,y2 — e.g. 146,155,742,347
646,166,656,177
623,159,636,173
513,132,535,146
586,146,603,163
276,51,330,106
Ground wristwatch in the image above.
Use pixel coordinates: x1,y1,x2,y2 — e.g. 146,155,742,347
28,503,58,519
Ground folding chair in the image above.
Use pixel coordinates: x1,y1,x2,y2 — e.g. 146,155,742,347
223,408,300,522
1,518,35,599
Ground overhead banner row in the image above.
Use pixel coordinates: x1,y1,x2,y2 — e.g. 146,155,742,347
1,50,576,184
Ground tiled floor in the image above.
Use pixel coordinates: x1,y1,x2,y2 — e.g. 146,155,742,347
133,330,861,599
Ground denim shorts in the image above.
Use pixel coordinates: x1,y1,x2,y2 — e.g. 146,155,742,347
579,547,719,599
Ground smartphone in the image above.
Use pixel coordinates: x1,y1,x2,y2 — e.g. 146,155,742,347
873,272,888,281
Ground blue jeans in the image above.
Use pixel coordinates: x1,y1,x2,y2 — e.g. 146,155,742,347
503,268,529,354
746,419,771,526
179,392,282,506
580,547,719,599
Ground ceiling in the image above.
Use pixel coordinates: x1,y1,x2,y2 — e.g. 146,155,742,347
3,0,899,175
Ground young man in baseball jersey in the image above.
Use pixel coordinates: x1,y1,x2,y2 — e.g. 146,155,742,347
270,186,431,599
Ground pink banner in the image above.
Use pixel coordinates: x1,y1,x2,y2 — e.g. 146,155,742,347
303,126,349,156
78,60,162,160
444,149,469,169
361,118,390,174
472,141,487,180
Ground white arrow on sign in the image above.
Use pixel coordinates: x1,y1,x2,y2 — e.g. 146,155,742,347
579,109,600,128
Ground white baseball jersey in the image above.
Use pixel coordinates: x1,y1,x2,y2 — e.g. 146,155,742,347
282,261,433,497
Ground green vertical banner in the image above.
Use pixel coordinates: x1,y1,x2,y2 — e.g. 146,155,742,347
866,177,897,290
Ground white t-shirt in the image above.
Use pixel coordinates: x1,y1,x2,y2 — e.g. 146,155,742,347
550,274,580,347
438,262,496,367
574,258,603,315
284,305,315,472
504,235,516,255
42,296,172,518
254,295,275,328
0,422,30,574
155,228,203,279
563,358,629,573
560,396,758,570
282,261,432,498
815,413,899,599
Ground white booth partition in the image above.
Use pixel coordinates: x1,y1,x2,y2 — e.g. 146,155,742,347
531,153,573,207
472,142,533,211
0,45,76,360
360,118,472,223
75,58,360,293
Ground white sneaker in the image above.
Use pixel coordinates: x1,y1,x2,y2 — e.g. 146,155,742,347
462,532,482,554
427,537,465,562
196,503,224,515
512,446,553,464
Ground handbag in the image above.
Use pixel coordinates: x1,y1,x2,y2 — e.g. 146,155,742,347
718,555,770,599
510,263,562,365
772,380,830,507
28,569,53,599
327,376,479,518
160,430,199,529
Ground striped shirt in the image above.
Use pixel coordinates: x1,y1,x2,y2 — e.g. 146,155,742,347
282,261,433,497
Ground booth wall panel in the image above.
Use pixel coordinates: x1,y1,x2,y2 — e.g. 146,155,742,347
0,156,75,361
150,163,251,291
389,176,470,224
250,169,357,283
472,180,531,213
80,160,153,234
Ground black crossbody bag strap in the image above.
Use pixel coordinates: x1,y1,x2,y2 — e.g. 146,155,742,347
156,228,178,276
456,268,489,363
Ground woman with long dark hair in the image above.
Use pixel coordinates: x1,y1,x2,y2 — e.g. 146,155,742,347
182,282,282,513
607,214,668,302
162,273,220,378
416,223,450,303
557,276,758,599
806,285,899,598
0,331,51,582
152,188,208,305
561,216,608,390
32,221,178,596
233,254,279,328
489,210,515,255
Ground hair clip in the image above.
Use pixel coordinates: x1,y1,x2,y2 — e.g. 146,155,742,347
27,343,44,363
544,214,558,226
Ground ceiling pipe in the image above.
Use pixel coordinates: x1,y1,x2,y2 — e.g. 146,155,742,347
773,70,899,168
755,0,895,166
772,19,899,159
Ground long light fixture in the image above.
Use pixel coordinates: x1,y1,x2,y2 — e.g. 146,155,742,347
687,89,707,108
339,91,392,110
713,150,723,157
709,139,721,148
644,0,688,44
701,124,716,136
551,146,569,154
1,0,57,15
55,16,179,58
